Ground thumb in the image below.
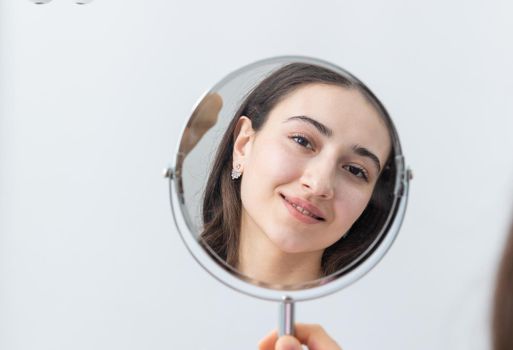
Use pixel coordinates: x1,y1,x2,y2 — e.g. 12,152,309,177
275,335,302,350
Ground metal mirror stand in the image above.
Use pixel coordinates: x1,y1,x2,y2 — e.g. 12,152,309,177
279,297,295,336
164,56,412,342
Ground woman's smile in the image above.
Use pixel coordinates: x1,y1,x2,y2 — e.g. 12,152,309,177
280,193,326,224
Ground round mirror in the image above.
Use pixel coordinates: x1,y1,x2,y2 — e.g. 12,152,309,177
166,56,411,302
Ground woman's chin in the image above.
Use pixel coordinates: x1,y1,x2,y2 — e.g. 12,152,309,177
268,235,311,254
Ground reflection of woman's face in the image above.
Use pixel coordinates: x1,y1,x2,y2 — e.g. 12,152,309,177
234,83,391,255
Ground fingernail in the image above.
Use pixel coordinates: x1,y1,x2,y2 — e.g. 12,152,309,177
276,336,300,350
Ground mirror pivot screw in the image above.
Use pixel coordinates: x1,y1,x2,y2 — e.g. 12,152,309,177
163,168,174,179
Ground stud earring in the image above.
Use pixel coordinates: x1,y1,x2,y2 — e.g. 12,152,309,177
231,164,242,180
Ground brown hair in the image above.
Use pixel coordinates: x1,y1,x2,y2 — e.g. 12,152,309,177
493,216,513,350
200,62,398,277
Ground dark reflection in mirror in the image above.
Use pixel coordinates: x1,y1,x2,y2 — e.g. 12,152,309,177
186,63,400,287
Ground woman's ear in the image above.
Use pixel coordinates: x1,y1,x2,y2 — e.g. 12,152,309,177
232,116,255,166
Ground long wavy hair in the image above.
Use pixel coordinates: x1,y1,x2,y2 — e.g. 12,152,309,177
200,62,398,277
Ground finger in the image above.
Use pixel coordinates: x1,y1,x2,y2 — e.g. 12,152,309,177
258,329,278,350
202,92,223,116
275,335,302,350
294,323,342,350
191,93,223,129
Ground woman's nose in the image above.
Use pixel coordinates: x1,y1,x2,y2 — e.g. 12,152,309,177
300,160,335,200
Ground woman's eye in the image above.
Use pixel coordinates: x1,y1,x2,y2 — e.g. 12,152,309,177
343,165,369,181
290,134,313,150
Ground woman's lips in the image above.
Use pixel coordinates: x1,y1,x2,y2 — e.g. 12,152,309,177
280,193,326,224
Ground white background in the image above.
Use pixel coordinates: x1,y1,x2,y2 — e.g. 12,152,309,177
1,1,513,349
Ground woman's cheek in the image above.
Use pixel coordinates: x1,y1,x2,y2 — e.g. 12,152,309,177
333,188,371,224
257,143,303,180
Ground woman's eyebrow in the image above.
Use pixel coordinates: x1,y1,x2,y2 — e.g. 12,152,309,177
284,115,333,137
285,116,382,172
353,145,381,172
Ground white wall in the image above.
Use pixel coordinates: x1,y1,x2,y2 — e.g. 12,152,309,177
1,1,513,349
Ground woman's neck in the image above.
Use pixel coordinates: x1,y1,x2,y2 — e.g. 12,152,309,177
236,215,323,286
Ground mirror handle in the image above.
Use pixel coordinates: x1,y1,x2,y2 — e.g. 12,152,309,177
278,296,295,336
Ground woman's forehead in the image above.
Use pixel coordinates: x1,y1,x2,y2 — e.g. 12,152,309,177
270,84,380,123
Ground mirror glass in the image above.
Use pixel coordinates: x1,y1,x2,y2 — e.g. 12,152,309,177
171,56,408,292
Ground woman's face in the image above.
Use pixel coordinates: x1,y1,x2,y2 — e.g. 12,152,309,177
233,83,392,255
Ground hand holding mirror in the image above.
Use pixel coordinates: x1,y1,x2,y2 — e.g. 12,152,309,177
165,56,412,337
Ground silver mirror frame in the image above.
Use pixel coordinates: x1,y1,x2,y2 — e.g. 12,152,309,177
166,55,411,302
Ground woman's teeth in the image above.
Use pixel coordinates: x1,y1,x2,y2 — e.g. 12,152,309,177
289,201,319,220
